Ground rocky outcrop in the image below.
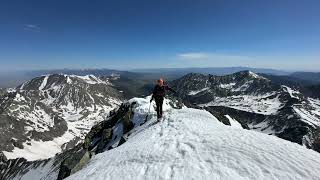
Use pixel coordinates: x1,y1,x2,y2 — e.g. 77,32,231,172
57,146,89,180
57,101,136,179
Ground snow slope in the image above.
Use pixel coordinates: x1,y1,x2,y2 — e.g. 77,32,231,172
67,98,320,180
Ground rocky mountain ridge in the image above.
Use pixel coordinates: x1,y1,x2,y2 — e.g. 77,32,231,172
0,74,123,161
1,71,320,180
172,71,320,152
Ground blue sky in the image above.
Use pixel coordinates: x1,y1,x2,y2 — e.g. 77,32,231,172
0,0,319,71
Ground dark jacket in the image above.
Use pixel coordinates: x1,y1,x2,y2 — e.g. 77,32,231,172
151,85,176,100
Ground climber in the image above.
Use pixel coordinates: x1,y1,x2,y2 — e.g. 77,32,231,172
150,78,176,120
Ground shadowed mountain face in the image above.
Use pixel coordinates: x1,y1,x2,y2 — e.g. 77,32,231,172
291,72,320,84
0,74,123,161
172,71,320,152
302,85,320,99
0,89,4,96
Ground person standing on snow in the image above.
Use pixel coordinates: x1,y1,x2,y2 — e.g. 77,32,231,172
150,78,176,120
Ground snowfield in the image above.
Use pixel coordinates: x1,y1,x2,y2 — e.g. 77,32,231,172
67,97,320,180
199,93,283,115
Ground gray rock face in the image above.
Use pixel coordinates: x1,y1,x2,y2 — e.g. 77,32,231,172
0,145,84,180
172,71,320,153
0,101,138,180
0,74,123,161
0,89,4,96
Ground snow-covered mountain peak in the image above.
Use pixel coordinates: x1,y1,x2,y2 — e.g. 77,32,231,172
231,70,268,80
66,97,320,180
0,74,123,161
174,71,277,105
18,74,111,91
249,71,270,81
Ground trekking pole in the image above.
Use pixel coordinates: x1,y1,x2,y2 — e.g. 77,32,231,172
145,102,152,122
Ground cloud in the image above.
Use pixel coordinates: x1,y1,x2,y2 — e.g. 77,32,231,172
177,52,251,61
174,52,256,68
23,24,40,32
177,52,210,60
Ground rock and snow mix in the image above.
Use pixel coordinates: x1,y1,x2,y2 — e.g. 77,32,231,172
199,93,283,115
188,87,210,95
1,74,122,161
293,100,320,127
173,72,320,156
67,97,320,180
68,74,112,85
225,115,243,128
219,83,236,89
282,85,301,99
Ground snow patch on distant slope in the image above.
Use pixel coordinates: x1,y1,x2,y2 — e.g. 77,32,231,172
290,98,320,127
282,85,300,99
69,74,110,85
248,120,280,135
19,81,28,90
293,107,320,127
249,71,268,80
3,131,75,161
39,75,49,90
233,80,253,92
13,93,25,102
200,93,283,115
67,76,72,84
309,98,320,117
219,83,236,89
67,97,320,180
188,87,209,95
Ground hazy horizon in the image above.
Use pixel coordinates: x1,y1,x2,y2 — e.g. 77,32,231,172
0,66,313,75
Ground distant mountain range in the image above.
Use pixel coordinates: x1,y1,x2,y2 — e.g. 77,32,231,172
132,66,291,76
1,67,319,89
291,72,320,84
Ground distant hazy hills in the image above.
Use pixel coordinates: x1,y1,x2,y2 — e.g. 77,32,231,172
291,72,320,84
0,67,319,89
132,67,290,76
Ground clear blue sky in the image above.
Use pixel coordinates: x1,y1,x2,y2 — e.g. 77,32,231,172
0,0,319,71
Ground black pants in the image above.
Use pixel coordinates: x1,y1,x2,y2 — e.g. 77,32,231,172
155,97,164,119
